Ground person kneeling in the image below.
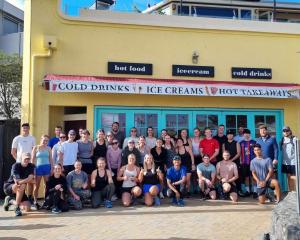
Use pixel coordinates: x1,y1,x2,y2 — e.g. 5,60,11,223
3,153,35,217
67,160,91,210
117,154,142,207
216,151,239,203
251,144,281,204
91,157,115,208
44,163,69,214
166,155,186,207
197,154,217,200
138,154,163,206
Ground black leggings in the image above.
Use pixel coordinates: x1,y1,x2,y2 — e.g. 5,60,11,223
167,184,186,199
44,190,69,212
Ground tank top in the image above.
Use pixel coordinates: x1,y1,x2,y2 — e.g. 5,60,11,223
93,140,107,159
143,169,160,185
36,148,50,166
122,166,138,188
224,140,238,160
178,147,192,170
93,169,108,191
182,138,190,147
191,138,200,156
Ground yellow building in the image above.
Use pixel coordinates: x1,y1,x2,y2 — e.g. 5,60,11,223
23,0,300,187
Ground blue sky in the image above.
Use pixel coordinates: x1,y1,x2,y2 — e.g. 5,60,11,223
7,0,300,15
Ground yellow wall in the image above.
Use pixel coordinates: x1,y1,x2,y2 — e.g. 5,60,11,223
22,0,300,138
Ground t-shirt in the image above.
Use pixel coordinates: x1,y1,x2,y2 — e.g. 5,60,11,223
200,138,219,162
11,135,36,162
250,157,273,187
146,137,157,149
48,137,59,149
240,139,256,165
61,141,78,166
217,160,238,181
197,163,216,180
166,166,186,183
281,136,296,166
52,142,63,164
66,170,88,191
7,162,35,184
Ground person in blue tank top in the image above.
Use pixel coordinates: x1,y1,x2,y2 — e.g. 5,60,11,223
32,134,54,209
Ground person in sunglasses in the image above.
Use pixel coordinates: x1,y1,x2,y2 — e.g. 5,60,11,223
52,133,67,164
121,139,140,166
123,127,139,149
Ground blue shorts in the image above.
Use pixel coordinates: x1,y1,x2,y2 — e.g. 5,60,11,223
36,164,51,176
143,184,161,194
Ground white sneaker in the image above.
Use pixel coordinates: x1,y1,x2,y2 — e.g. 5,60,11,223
111,195,118,201
159,192,165,199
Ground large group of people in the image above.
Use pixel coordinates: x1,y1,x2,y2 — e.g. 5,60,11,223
2,121,297,217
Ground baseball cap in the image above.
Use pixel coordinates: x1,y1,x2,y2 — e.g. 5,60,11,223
282,126,291,131
226,129,235,135
259,124,267,130
243,129,251,134
68,130,76,135
22,152,31,160
173,155,181,161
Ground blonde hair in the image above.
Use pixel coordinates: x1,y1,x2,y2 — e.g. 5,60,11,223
143,154,156,175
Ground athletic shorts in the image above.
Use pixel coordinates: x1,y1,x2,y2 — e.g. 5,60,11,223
36,164,51,176
143,184,161,194
257,179,274,196
225,182,237,194
3,182,29,202
281,165,296,175
81,163,94,175
121,186,135,194
240,165,251,180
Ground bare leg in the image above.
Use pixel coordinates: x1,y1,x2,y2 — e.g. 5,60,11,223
186,173,191,193
229,192,238,203
122,192,131,207
144,193,153,206
12,184,26,206
33,176,42,202
209,190,216,200
270,179,281,202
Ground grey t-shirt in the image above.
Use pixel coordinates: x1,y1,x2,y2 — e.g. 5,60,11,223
67,170,88,191
77,140,93,164
250,157,273,187
282,136,296,166
197,163,216,180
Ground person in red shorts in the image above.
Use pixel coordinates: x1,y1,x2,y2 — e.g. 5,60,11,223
200,127,220,166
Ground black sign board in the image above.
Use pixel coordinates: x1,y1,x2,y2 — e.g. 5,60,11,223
232,67,272,79
172,65,214,77
108,62,152,75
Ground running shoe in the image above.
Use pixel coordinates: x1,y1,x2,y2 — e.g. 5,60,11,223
177,199,185,207
51,207,61,214
3,196,12,211
105,200,113,208
154,196,161,206
171,197,177,205
15,206,22,217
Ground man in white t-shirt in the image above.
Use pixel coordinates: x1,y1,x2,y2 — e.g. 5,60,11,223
11,123,36,163
59,130,78,175
11,123,36,205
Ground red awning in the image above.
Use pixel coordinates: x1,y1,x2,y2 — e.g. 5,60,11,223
43,74,300,99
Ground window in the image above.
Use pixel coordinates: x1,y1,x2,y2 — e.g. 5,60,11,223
177,5,190,16
191,6,238,19
255,115,276,138
134,113,158,137
241,10,252,20
226,115,247,136
166,114,189,137
196,114,218,136
3,17,19,34
101,113,126,134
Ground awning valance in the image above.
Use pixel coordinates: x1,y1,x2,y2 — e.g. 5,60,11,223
43,74,300,99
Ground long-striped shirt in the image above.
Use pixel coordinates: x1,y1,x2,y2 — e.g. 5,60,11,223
240,139,256,165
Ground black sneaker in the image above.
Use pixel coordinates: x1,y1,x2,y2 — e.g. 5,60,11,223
15,206,22,217
3,196,12,211
32,202,41,210
238,191,246,197
51,207,61,214
252,192,258,199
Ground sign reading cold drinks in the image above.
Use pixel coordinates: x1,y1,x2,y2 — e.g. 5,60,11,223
232,67,272,79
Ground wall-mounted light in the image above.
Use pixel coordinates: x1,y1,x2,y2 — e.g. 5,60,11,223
192,51,199,64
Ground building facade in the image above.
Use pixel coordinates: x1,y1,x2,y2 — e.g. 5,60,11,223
23,0,300,188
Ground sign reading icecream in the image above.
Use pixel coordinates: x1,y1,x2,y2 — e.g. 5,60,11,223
44,74,300,99
172,65,214,77
108,62,152,75
232,67,272,79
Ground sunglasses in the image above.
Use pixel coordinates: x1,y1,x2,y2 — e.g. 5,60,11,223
60,136,66,139
129,142,135,144
283,130,290,132
112,142,118,145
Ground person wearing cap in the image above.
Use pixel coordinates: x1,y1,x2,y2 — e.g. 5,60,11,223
240,129,256,197
121,139,140,166
59,130,79,175
200,127,220,165
280,126,296,191
111,122,125,148
250,144,281,204
123,127,139,149
166,155,187,207
216,151,239,203
222,129,242,195
3,152,35,216
256,124,279,169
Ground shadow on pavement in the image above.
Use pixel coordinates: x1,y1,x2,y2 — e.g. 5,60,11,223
0,224,65,230
0,238,27,240
123,238,206,240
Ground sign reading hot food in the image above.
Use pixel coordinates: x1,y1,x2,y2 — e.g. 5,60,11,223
172,65,214,77
108,62,152,75
232,67,272,79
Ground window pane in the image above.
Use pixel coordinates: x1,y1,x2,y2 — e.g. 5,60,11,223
102,113,126,133
255,115,265,128
166,114,177,128
178,114,189,128
147,114,158,128
237,115,247,128
178,5,189,15
3,17,18,34
208,115,218,129
226,115,236,128
134,114,145,127
266,115,276,136
196,115,206,128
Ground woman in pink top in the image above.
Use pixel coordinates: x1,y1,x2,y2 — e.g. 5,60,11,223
106,139,122,199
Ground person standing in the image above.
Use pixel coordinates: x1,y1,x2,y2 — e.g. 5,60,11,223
48,126,62,148
59,130,78,175
123,127,139,149
180,129,192,148
234,126,245,143
200,127,220,165
146,127,157,149
163,134,177,169
11,123,36,204
250,144,281,204
280,126,297,191
3,153,35,216
111,122,125,148
213,125,227,163
136,136,150,167
77,129,94,175
52,132,66,164
93,129,107,165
